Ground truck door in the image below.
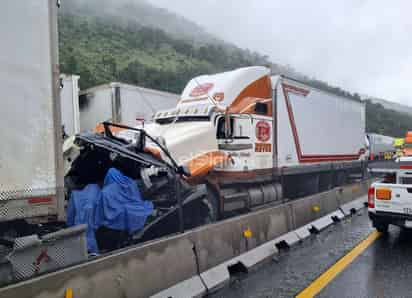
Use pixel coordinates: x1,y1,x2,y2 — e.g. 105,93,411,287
216,114,254,171
253,115,274,170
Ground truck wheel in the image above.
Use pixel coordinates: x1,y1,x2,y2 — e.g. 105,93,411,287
375,222,389,233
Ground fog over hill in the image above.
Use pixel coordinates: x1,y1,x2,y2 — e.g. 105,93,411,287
59,0,412,136
365,97,412,117
61,0,219,45
149,0,412,108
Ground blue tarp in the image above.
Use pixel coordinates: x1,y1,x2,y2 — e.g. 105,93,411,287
67,184,100,253
67,168,154,253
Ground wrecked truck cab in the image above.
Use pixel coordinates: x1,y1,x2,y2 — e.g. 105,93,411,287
64,123,216,252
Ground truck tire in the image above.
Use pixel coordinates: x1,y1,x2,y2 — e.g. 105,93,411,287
374,222,389,233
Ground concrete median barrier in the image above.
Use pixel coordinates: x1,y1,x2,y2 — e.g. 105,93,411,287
289,189,339,229
191,203,291,273
274,231,300,248
0,234,199,298
294,224,312,240
0,179,373,298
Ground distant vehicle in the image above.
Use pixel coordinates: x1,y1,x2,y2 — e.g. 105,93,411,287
402,131,412,156
366,133,395,160
368,156,412,233
79,83,179,132
393,137,404,159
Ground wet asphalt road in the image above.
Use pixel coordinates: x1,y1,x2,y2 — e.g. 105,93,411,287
320,225,412,298
210,207,412,298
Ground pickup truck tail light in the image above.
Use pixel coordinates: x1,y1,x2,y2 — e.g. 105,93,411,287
376,188,392,200
368,187,375,208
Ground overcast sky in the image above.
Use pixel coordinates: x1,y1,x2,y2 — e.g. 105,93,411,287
148,0,412,105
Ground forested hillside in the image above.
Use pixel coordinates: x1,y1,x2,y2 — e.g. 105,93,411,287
59,13,272,93
58,0,412,137
365,100,411,137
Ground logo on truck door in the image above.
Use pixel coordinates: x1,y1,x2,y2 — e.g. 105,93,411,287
256,120,270,142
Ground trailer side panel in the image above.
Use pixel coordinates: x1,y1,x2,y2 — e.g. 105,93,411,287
0,0,61,221
276,78,365,167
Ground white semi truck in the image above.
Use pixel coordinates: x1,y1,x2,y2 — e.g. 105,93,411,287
144,67,367,205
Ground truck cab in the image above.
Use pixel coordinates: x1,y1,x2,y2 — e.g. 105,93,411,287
368,156,412,232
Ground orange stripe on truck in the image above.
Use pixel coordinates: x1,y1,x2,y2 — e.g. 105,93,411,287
186,151,230,180
228,75,273,116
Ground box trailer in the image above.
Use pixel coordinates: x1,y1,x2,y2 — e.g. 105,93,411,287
60,74,80,137
274,75,366,168
0,0,64,222
79,83,179,132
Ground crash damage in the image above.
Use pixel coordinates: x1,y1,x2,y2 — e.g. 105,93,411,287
65,123,215,254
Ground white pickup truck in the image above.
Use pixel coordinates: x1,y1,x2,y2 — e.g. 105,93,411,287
368,156,412,233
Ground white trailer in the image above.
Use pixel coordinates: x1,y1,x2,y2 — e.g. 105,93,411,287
0,0,64,222
60,74,80,137
275,76,366,168
79,83,179,132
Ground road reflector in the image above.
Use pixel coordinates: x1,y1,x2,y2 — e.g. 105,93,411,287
312,205,320,212
243,228,252,238
376,188,391,200
65,288,73,298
